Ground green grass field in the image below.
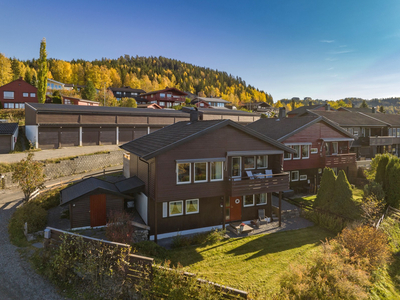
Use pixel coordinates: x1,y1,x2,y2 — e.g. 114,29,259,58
166,226,332,298
292,187,364,206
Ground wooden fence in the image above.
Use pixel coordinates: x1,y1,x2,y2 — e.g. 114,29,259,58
44,227,248,299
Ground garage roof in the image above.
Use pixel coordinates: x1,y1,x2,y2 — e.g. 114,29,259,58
0,123,18,135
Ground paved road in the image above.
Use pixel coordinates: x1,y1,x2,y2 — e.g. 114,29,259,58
0,166,122,300
0,144,121,163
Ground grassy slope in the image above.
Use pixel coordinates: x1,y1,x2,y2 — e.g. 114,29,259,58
167,226,332,298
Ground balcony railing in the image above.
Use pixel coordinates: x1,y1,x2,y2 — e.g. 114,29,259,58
229,172,290,196
325,153,356,167
358,136,400,146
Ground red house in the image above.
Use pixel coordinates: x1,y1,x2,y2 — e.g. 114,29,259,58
0,77,38,109
247,109,356,192
140,87,187,108
62,95,99,106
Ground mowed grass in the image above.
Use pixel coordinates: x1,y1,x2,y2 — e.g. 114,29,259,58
293,187,364,206
167,226,333,298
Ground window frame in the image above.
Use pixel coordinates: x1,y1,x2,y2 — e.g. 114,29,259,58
3,91,14,99
332,142,338,155
176,162,191,184
292,145,301,160
231,156,242,178
243,195,255,207
210,161,224,182
291,171,299,182
300,174,307,181
255,193,267,205
302,145,310,159
23,93,28,97
185,199,199,214
243,156,255,170
310,148,318,154
256,155,268,169
194,162,208,183
169,200,184,216
30,93,36,97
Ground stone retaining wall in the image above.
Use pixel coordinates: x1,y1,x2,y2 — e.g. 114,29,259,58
1,150,123,189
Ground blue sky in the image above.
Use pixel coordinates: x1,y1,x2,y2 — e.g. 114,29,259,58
1,0,400,101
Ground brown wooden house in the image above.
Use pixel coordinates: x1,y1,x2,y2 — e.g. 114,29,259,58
140,87,187,108
247,113,356,192
120,111,294,241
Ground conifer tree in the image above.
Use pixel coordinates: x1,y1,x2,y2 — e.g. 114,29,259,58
37,38,48,103
332,170,359,219
314,168,336,210
81,80,96,100
384,158,400,208
11,58,21,80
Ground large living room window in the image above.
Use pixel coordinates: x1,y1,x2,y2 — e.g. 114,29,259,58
3,91,14,99
177,163,191,184
194,162,207,183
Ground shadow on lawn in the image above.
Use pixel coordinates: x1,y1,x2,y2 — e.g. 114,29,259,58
226,227,329,261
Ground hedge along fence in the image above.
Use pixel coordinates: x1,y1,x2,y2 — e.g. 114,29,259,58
0,150,123,189
44,227,249,299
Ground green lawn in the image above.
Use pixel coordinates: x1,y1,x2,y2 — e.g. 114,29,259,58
293,187,364,206
166,227,332,298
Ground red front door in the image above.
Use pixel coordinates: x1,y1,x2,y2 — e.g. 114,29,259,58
90,194,107,227
227,196,242,222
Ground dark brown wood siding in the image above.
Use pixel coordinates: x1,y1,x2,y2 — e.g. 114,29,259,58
99,128,116,145
38,127,59,149
0,135,11,154
38,114,80,124
82,127,100,146
106,194,124,215
25,105,37,125
60,127,79,147
119,127,134,144
155,126,282,202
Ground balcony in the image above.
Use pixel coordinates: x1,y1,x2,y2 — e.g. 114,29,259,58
358,136,400,146
325,153,356,167
229,172,290,196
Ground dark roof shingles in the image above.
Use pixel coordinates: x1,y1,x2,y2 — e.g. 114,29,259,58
0,123,18,135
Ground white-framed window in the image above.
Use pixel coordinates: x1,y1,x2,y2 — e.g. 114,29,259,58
311,148,318,154
243,195,254,207
292,145,300,159
231,157,242,177
4,103,15,109
210,161,223,181
167,94,172,98
167,102,173,107
151,94,153,98
284,150,292,160
116,91,121,95
131,92,137,96
332,142,338,154
397,128,400,137
162,202,168,218
160,93,166,98
30,93,36,97
300,174,307,181
23,93,28,97
173,95,180,98
255,193,267,205
64,99,71,105
302,145,310,159
169,200,183,216
159,101,165,106
291,171,299,181
3,91,14,99
200,103,204,107
176,163,191,184
244,156,255,169
194,162,207,183
256,155,268,169
186,199,199,214
15,103,25,109
354,130,359,136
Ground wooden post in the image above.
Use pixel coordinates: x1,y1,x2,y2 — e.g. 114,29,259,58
279,191,282,227
222,196,226,230
154,199,158,244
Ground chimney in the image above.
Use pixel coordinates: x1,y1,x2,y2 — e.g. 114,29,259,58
190,107,200,122
325,103,330,111
278,107,286,119
372,107,376,113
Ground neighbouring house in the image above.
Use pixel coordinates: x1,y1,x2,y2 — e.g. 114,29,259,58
247,108,356,192
120,110,294,241
109,86,146,101
0,123,19,154
62,95,100,106
140,87,187,108
25,103,260,149
287,103,336,118
191,97,230,109
240,101,278,116
137,103,163,109
60,177,144,229
47,78,66,92
0,77,38,109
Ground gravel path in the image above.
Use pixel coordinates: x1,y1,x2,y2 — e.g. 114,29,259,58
0,197,67,299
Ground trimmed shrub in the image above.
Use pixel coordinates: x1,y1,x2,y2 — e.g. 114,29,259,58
375,154,392,185
332,170,360,219
384,160,400,209
302,210,347,233
314,167,336,210
363,181,385,200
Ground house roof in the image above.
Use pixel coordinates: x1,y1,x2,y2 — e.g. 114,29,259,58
0,77,37,90
196,107,260,116
192,97,230,104
0,123,18,135
62,95,99,104
109,86,146,93
60,176,143,205
337,107,377,114
308,110,389,127
140,87,187,96
120,119,295,160
359,112,400,127
247,116,354,141
287,104,325,115
47,78,65,85
26,103,188,117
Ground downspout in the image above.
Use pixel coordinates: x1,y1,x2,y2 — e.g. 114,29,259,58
139,157,157,243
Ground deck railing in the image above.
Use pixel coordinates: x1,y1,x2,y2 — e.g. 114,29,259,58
325,153,356,167
229,172,290,196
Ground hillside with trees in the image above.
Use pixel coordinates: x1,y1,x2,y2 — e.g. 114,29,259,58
0,54,273,106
